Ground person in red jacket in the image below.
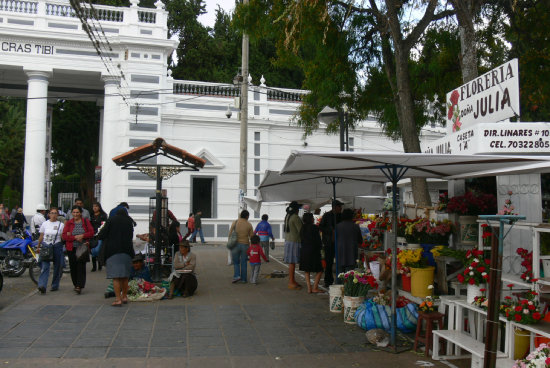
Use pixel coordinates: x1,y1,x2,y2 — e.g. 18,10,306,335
62,205,94,294
247,235,268,285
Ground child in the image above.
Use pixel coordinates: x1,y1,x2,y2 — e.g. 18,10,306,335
247,235,268,285
254,214,275,260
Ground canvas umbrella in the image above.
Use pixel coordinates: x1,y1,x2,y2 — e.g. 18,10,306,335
279,150,550,351
258,170,387,278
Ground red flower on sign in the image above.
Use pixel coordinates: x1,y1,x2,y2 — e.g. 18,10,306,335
450,90,460,106
447,106,454,120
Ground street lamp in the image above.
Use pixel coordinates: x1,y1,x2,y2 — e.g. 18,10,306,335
317,106,348,152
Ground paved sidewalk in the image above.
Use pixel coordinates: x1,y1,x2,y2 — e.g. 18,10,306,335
0,244,464,367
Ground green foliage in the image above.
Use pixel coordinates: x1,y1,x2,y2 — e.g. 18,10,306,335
51,101,99,204
0,99,25,199
1,185,21,209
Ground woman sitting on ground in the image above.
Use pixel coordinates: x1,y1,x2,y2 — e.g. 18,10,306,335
129,254,153,282
168,241,197,299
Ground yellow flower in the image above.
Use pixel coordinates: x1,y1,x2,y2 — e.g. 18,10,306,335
353,278,358,283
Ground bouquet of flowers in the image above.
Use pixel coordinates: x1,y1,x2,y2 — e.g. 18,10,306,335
499,190,517,215
436,192,449,212
128,279,166,301
506,290,542,325
514,343,550,368
419,295,437,313
446,190,497,216
472,288,489,310
456,248,490,285
404,217,454,245
517,247,537,283
397,248,426,268
338,270,378,297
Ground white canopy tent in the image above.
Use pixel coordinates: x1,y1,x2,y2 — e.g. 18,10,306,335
279,150,550,352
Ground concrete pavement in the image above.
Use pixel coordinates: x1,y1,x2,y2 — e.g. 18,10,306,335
0,244,466,367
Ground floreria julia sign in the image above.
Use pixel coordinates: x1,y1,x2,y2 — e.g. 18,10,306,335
446,59,520,133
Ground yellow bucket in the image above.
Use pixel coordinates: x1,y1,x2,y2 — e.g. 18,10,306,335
410,267,435,298
514,326,530,360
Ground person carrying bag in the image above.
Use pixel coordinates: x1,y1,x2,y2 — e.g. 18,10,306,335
36,207,65,294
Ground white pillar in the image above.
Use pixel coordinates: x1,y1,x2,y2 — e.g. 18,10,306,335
100,76,122,213
22,70,51,214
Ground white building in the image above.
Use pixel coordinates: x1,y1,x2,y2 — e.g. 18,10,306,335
0,0,445,239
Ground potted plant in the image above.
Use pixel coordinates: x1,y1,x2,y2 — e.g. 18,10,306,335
338,270,378,324
456,248,490,304
505,290,542,325
418,294,438,314
446,190,497,245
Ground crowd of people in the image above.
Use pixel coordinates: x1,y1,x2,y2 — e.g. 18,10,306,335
3,197,361,304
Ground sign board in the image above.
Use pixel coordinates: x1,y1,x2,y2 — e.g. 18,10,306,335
446,59,520,133
424,122,550,155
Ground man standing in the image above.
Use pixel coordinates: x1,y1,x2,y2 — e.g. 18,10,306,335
30,204,47,239
190,211,205,244
319,200,343,287
335,208,363,273
66,198,90,220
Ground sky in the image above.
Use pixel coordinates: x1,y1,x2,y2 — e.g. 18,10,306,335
198,0,235,27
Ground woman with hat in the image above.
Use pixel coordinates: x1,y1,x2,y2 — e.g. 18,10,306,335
168,240,197,298
129,254,152,282
98,208,135,306
284,201,303,290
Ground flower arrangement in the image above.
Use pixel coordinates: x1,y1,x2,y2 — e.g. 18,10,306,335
358,215,390,250
338,270,378,297
499,190,517,215
517,247,538,283
371,290,411,308
456,248,490,285
403,217,454,245
505,290,542,325
472,288,489,310
436,192,449,212
446,191,497,216
419,295,437,313
514,343,550,368
481,223,492,247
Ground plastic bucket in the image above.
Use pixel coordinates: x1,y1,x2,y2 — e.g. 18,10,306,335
401,274,411,292
466,283,484,304
329,285,344,313
514,326,530,360
410,266,435,298
343,296,365,324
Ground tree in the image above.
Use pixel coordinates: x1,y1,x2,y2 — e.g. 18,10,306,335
238,0,455,205
51,101,100,205
0,99,26,203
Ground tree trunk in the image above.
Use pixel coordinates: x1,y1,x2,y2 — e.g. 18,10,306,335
452,0,479,83
394,48,432,206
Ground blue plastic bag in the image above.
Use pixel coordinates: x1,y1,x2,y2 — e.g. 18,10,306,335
355,298,418,333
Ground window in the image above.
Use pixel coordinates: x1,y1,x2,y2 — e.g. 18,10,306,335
254,132,260,141
254,159,260,172
254,143,260,156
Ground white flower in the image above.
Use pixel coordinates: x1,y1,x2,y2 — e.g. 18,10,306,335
482,272,487,276
528,301,533,305
469,272,474,276
469,266,473,270
524,309,530,314
427,285,434,290
474,258,479,263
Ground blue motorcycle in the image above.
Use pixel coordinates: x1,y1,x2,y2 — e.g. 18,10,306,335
0,229,39,281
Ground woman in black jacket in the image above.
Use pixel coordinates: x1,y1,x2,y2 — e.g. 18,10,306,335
98,208,134,306
299,212,324,293
90,202,108,272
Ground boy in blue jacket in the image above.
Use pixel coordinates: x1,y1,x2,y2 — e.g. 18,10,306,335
254,214,274,260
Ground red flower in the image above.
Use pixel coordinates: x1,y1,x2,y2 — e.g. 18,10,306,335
515,306,522,312
481,224,489,228
504,296,512,300
480,288,486,292
485,259,490,265
450,90,460,106
533,312,542,320
532,279,539,283
528,304,536,310
507,284,514,288
477,266,485,273
457,274,465,283
469,278,475,285
515,314,522,322
482,274,489,280
447,106,454,120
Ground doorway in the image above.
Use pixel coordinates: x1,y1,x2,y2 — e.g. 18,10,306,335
191,176,216,218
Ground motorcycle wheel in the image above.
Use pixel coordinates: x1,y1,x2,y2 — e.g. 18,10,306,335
8,261,25,277
29,260,40,285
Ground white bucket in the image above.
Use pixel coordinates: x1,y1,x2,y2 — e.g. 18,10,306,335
329,285,344,313
369,261,381,280
466,283,484,304
343,296,365,324
397,237,407,250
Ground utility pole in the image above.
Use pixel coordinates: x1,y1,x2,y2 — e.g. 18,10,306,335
239,0,249,212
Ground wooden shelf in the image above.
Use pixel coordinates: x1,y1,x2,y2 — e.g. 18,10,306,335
501,273,532,289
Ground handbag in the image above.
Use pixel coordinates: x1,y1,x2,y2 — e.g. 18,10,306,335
270,241,275,250
226,221,238,250
39,244,54,262
75,242,89,262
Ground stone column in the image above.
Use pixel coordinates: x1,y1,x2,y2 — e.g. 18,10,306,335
22,70,51,214
100,76,122,213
